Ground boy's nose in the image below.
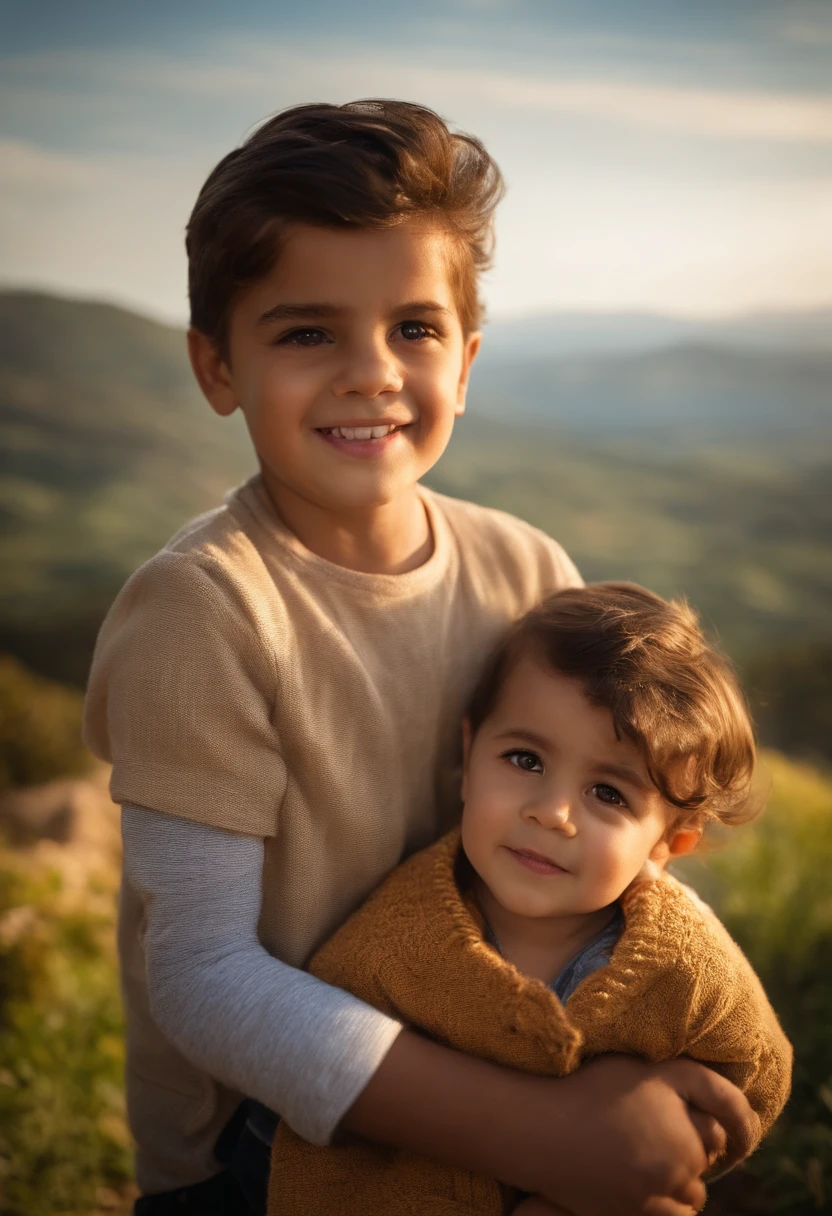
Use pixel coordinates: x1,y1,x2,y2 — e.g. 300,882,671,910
332,343,404,398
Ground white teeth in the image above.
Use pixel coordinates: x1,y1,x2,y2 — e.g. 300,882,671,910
327,424,397,440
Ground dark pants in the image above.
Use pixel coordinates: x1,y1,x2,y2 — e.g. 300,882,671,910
134,1101,278,1216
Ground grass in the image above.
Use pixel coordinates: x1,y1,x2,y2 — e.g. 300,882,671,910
0,749,829,1213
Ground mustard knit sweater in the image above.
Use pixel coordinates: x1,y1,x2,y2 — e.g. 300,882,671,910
269,831,792,1215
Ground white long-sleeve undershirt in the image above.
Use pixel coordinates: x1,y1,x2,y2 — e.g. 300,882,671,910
122,804,403,1146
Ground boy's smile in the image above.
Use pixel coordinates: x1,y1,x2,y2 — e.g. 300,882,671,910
189,220,480,571
460,657,700,974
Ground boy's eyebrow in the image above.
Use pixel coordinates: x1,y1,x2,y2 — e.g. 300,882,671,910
256,303,342,326
256,299,454,326
394,299,453,316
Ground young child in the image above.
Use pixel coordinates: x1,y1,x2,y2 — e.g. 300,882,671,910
84,101,758,1216
269,583,792,1216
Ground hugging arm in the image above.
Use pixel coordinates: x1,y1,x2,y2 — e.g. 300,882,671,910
122,804,403,1145
344,1037,757,1215
127,806,758,1214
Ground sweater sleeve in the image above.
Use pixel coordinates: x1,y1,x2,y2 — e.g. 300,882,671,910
680,924,793,1142
122,804,403,1146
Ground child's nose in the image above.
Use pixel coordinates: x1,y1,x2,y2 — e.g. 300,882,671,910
526,796,577,837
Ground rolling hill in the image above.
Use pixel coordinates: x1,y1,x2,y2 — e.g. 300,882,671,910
1,289,830,685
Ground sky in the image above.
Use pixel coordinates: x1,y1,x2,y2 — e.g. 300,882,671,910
1,0,831,323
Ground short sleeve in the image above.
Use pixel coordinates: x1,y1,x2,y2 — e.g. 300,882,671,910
546,536,583,592
84,551,287,837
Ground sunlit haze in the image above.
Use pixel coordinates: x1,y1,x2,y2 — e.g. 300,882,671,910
2,0,831,323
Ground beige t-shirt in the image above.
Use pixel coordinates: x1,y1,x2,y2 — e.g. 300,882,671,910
84,475,581,1188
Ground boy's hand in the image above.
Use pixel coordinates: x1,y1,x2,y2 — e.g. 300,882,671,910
512,1198,572,1215
345,1033,758,1216
540,1054,757,1214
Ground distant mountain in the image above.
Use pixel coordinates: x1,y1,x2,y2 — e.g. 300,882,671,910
1,289,829,684
471,342,832,441
0,291,254,679
482,305,832,359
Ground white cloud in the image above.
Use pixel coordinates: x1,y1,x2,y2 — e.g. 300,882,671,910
491,169,832,316
4,40,832,146
1,139,101,190
0,142,201,323
1,37,830,320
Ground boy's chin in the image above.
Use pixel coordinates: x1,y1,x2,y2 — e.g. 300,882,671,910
261,465,417,514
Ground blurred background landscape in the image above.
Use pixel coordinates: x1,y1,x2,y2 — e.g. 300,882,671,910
1,285,830,1216
1,0,831,1212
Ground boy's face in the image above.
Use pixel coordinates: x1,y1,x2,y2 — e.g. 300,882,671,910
461,657,700,923
190,220,479,516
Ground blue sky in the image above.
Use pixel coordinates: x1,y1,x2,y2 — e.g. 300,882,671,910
2,0,831,322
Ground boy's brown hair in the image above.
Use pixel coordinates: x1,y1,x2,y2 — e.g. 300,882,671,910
468,583,759,826
186,99,504,353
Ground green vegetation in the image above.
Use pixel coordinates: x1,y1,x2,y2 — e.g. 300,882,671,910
677,753,832,1213
0,841,132,1214
743,644,832,770
0,290,254,684
427,418,832,670
0,658,91,794
0,290,828,1211
2,291,831,693
0,741,829,1214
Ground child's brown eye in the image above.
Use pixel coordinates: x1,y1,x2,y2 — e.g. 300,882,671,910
593,783,627,808
503,749,543,774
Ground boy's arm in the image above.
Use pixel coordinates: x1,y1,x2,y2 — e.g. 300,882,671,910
123,805,403,1145
128,806,757,1214
344,1033,758,1216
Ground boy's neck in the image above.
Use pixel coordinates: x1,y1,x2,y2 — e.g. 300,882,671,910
474,876,617,988
261,471,433,575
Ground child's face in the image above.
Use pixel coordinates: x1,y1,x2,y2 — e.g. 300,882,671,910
461,657,699,922
190,219,479,516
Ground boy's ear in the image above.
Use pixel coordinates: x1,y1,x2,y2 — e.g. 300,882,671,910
460,718,473,802
187,328,239,417
455,331,482,418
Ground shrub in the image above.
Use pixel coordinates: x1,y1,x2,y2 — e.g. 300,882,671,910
0,850,133,1215
676,752,832,1214
0,656,91,792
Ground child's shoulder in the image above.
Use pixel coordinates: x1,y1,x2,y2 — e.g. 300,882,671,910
424,487,581,591
614,872,779,1031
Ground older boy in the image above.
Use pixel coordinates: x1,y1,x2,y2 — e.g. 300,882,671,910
84,101,757,1216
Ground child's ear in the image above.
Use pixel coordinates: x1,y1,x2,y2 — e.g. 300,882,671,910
650,825,703,865
455,331,482,418
460,718,473,801
188,328,238,418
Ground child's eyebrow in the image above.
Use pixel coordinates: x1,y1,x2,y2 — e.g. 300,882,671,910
493,728,551,750
596,762,652,792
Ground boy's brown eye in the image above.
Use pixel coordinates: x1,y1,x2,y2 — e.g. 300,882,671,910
279,328,329,347
399,321,431,341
